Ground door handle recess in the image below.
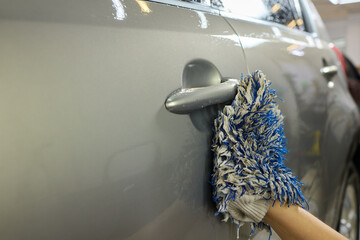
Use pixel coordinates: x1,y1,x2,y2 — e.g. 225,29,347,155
320,65,338,78
165,79,239,114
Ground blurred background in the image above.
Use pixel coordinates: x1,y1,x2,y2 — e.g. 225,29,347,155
314,0,360,69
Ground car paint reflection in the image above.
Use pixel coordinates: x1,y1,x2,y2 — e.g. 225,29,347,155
211,34,241,46
287,44,305,57
237,37,269,49
112,0,126,20
135,0,152,14
196,11,208,29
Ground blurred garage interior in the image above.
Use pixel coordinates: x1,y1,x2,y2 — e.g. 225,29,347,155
314,0,360,68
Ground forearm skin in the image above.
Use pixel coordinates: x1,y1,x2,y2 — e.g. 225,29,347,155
264,201,348,240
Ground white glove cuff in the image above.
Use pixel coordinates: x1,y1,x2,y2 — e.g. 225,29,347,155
227,198,271,223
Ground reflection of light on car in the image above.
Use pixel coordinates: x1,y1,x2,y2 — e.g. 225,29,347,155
202,0,211,5
306,36,315,47
330,0,360,4
211,34,241,46
221,0,267,19
196,11,208,29
305,130,321,156
328,81,335,88
315,38,324,49
135,0,152,13
296,18,304,26
281,37,306,46
239,37,269,48
290,50,304,56
271,4,281,13
287,44,299,52
272,27,282,37
112,0,126,20
287,44,305,57
287,19,296,28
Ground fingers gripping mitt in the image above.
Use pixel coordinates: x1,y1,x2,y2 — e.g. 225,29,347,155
211,71,308,233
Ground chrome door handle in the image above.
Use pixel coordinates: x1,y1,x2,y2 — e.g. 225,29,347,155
320,65,338,78
165,79,239,114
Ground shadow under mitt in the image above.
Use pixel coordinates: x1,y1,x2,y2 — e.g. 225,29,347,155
211,70,308,234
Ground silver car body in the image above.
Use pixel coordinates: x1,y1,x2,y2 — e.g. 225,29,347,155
0,0,359,239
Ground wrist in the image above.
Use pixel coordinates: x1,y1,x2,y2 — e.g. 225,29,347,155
263,201,277,222
264,201,302,223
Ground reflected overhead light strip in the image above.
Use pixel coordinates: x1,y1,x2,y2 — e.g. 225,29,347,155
212,34,241,45
196,11,208,29
286,44,305,57
135,0,152,13
222,0,268,19
281,37,306,46
239,37,269,48
112,0,126,20
287,44,299,52
272,27,282,37
329,0,360,4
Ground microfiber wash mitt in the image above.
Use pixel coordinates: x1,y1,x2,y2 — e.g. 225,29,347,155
211,70,308,235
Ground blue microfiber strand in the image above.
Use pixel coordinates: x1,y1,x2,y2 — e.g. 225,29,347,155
211,70,308,235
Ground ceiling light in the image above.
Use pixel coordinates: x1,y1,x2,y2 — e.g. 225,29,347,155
287,20,296,28
330,0,360,4
271,4,281,13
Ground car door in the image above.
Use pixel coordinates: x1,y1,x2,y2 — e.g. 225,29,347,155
212,0,360,234
0,0,250,239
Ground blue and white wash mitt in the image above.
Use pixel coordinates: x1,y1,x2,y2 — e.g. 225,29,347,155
211,71,308,235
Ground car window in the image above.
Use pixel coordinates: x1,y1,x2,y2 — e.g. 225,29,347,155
212,0,306,31
172,0,306,31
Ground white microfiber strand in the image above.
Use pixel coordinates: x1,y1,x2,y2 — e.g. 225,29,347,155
211,70,308,235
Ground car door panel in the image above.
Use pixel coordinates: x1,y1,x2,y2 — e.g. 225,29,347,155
0,0,253,239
